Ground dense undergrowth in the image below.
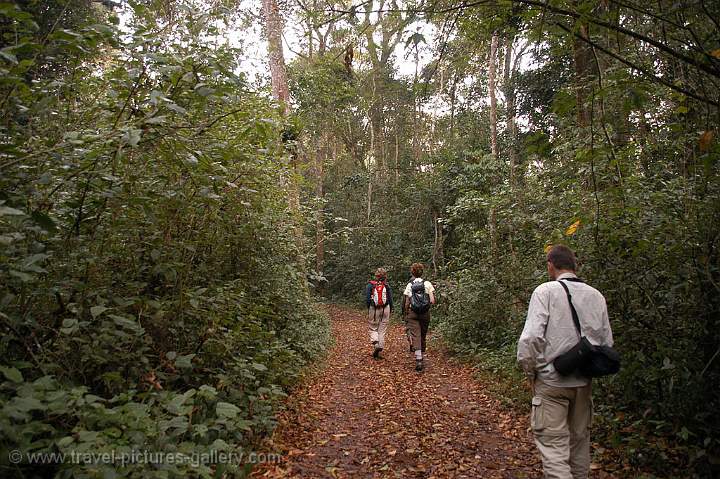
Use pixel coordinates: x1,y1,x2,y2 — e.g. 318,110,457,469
0,2,330,477
434,137,720,477
2,0,719,478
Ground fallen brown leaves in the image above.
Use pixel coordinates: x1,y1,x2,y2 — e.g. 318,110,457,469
253,305,612,478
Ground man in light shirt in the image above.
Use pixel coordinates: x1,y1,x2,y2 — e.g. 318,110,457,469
517,245,614,479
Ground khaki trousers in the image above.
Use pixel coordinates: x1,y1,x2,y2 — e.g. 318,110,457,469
368,305,390,348
405,314,429,352
531,380,593,479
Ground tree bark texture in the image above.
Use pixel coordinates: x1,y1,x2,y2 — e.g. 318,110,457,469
503,35,518,187
315,138,325,281
488,34,499,160
572,21,595,127
262,0,290,115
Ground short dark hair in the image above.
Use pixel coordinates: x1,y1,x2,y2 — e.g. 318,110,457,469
410,262,424,278
547,245,577,271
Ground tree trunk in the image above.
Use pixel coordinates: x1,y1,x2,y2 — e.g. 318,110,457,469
572,21,594,127
367,174,373,223
432,209,445,275
262,0,290,115
315,138,325,290
307,18,313,59
367,117,374,223
394,130,399,183
503,35,518,187
368,73,385,179
412,65,420,165
488,34,499,160
488,206,497,255
262,0,303,261
449,73,458,138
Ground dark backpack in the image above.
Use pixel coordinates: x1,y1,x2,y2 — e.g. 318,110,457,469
553,279,621,377
409,280,431,314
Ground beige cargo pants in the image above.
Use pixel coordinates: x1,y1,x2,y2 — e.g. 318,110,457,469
368,305,390,348
531,380,593,479
405,313,430,352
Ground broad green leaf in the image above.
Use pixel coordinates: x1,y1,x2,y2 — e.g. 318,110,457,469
194,85,214,97
122,128,141,147
90,306,108,318
0,206,25,216
144,115,167,125
167,103,187,115
9,270,33,282
0,366,23,382
15,396,45,412
0,48,17,64
252,362,268,371
57,436,75,448
216,402,240,419
175,354,195,369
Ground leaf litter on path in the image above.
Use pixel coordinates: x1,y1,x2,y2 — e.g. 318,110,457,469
253,305,614,478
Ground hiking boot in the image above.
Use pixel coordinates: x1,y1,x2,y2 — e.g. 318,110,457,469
373,347,383,359
415,359,424,372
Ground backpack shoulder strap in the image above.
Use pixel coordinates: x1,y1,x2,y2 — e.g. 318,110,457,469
557,280,582,337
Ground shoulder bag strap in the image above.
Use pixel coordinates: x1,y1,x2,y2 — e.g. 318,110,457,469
557,279,582,337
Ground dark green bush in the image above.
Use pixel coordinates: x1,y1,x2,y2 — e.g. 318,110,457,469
434,117,720,476
0,3,330,477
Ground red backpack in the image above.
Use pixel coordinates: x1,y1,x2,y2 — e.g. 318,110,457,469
370,280,387,307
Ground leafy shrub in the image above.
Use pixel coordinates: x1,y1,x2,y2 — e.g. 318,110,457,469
434,118,720,476
0,3,330,477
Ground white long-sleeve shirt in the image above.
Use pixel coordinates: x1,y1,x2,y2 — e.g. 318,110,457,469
517,272,614,387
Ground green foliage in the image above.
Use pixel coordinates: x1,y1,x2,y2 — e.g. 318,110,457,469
0,2,330,477
435,86,720,476
300,1,720,476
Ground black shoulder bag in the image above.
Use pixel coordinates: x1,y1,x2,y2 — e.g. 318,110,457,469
553,279,621,378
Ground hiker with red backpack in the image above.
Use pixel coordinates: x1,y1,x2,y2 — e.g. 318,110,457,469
366,268,394,359
402,262,436,372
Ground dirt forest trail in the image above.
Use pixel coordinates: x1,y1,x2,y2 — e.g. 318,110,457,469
254,305,550,478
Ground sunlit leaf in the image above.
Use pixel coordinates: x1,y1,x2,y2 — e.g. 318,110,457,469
565,220,581,236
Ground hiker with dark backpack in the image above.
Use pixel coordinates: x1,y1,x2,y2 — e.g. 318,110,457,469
366,268,394,359
402,263,436,372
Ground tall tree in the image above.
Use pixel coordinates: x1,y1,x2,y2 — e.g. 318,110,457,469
502,34,520,187
488,32,499,254
262,0,290,115
488,33,499,160
262,0,304,253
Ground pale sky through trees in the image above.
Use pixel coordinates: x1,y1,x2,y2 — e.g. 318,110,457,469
117,0,538,131
119,1,437,97
237,1,438,81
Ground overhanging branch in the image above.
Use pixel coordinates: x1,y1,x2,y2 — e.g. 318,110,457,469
555,22,719,108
